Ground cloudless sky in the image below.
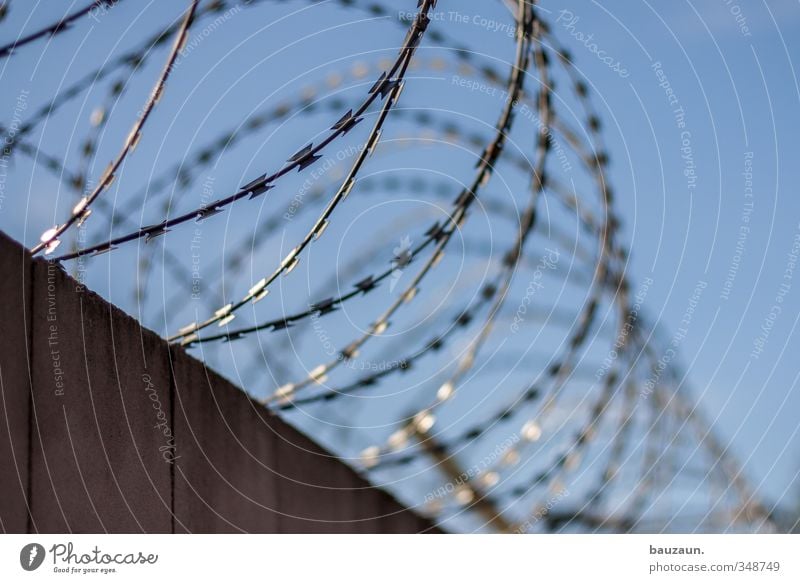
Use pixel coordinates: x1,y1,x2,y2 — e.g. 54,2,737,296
1,0,798,527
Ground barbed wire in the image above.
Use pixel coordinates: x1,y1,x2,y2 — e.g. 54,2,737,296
359,351,606,473
50,0,438,263
509,356,635,532
238,8,622,510
250,259,600,419
13,136,213,322
3,0,777,534
248,0,534,409
0,1,241,151
70,34,601,323
166,44,426,340
0,0,123,59
407,26,642,528
197,3,758,533
32,0,200,255
354,7,623,474
149,105,599,328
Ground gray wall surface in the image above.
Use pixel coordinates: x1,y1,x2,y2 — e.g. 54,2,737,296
0,231,436,533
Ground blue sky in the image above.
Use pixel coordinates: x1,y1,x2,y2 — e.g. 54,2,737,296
1,0,798,528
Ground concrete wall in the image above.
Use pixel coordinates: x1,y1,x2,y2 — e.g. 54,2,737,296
0,232,435,533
